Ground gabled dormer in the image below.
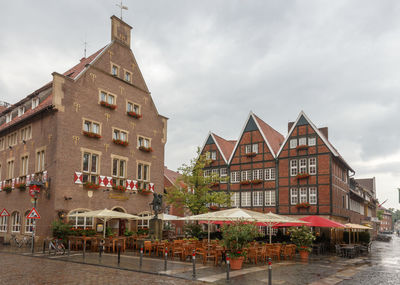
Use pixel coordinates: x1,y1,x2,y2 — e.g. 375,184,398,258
200,132,235,166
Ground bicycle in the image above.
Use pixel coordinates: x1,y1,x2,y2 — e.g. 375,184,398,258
10,234,32,248
48,238,66,255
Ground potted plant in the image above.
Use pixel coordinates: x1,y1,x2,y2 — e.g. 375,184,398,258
245,152,257,157
100,101,117,110
296,173,310,180
251,179,263,185
82,131,102,139
83,181,100,190
295,202,311,209
113,139,129,146
221,221,260,270
288,226,315,261
239,180,251,186
3,184,12,193
112,185,127,192
138,188,153,195
127,111,142,119
138,146,153,152
16,182,26,191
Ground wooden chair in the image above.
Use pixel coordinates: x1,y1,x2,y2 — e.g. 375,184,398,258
144,241,152,256
268,244,282,261
171,240,184,260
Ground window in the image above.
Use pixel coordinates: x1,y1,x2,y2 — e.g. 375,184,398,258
0,216,7,232
231,192,240,207
112,157,127,186
253,191,263,206
245,145,252,154
83,120,100,134
290,160,298,176
289,139,297,149
0,137,4,150
20,125,32,141
111,64,119,76
265,190,276,206
290,188,298,205
253,169,263,180
299,158,307,174
6,113,12,123
309,158,317,175
17,107,25,117
309,187,317,204
24,210,34,233
99,91,116,105
138,212,151,229
299,137,306,146
245,144,258,154
138,137,150,149
241,170,251,181
220,168,227,181
211,169,219,181
266,227,278,236
11,212,21,232
82,152,99,183
127,102,140,114
210,151,217,160
252,144,258,153
113,129,128,142
32,98,39,109
265,168,276,180
137,162,150,185
7,160,14,179
203,169,211,178
21,155,29,176
125,71,132,82
308,137,316,146
7,132,17,147
36,149,45,172
241,192,251,207
230,171,240,183
69,210,93,229
299,187,308,203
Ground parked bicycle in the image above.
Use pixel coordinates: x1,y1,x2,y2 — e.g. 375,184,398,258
10,234,32,248
48,238,66,255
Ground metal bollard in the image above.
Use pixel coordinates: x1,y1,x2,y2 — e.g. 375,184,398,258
117,245,121,266
83,243,86,261
42,240,46,254
31,235,34,254
99,244,103,262
226,254,230,281
68,240,70,256
192,250,196,279
164,247,168,271
139,246,143,269
268,257,272,285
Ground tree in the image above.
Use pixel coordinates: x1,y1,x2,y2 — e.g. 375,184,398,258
165,148,231,215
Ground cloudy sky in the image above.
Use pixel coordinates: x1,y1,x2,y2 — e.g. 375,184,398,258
1,1,399,209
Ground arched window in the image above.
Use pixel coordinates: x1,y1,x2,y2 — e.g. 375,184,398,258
24,210,35,233
0,216,8,232
69,210,93,229
11,211,21,232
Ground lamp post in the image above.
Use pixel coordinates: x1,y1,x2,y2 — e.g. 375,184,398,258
29,182,42,253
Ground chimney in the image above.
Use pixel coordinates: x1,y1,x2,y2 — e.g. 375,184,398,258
288,122,294,133
111,15,132,48
319,127,328,139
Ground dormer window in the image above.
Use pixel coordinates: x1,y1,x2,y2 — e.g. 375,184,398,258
32,98,39,109
5,113,12,123
111,64,119,76
18,107,25,117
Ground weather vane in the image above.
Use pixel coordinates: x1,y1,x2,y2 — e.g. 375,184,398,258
116,1,128,20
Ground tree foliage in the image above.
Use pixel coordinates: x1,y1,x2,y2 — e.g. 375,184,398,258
165,148,231,215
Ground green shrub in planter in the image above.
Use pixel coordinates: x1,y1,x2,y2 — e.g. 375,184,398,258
288,226,316,252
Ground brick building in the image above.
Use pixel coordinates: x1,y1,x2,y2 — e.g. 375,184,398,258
379,207,393,232
164,166,185,235
200,111,378,226
0,16,167,241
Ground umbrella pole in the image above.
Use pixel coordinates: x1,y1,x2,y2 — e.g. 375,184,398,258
103,218,107,238
208,220,210,244
269,225,272,244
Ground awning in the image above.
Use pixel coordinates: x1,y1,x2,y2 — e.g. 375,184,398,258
275,215,346,228
345,223,373,230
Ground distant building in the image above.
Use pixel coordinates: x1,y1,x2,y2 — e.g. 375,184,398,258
199,111,379,227
0,16,167,241
379,207,393,232
164,166,185,235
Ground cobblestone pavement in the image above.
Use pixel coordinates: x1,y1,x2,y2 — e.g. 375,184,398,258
0,252,205,285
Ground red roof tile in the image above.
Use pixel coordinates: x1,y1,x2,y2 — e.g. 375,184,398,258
253,114,284,155
164,166,181,184
63,46,107,79
0,93,53,132
212,133,236,163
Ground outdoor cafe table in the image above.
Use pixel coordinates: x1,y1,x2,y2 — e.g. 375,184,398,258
341,244,360,258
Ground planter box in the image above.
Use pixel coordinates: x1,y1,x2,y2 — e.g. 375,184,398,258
83,182,100,190
240,180,251,185
139,146,153,152
296,173,310,180
296,145,308,151
251,179,263,185
112,185,127,192
127,111,142,119
138,189,152,195
83,131,101,139
245,152,257,158
113,139,129,146
100,101,117,110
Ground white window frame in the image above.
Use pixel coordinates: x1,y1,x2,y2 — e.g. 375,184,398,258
245,145,252,154
82,152,99,184
309,187,317,205
289,139,297,149
241,170,251,181
211,169,219,182
220,168,227,183
210,151,217,160
0,216,7,232
11,212,21,232
83,120,100,135
290,160,298,176
21,155,29,176
241,192,251,207
18,107,25,117
309,157,317,175
252,169,263,180
231,192,240,207
69,210,93,229
138,212,151,229
36,150,45,172
252,143,258,153
113,157,127,186
24,211,34,233
265,190,276,206
298,137,307,146
308,137,316,146
299,158,307,174
6,113,12,123
299,187,308,203
253,191,263,206
265,168,276,180
32,98,39,109
230,171,240,183
203,169,211,178
290,188,298,205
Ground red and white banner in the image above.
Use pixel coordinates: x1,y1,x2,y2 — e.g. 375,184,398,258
148,183,155,193
74,172,83,184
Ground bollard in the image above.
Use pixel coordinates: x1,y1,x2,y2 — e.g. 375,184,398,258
226,254,230,281
117,245,121,266
99,244,103,262
68,240,70,256
164,247,168,271
83,243,86,261
192,250,196,279
139,246,143,269
42,240,46,254
268,257,272,285
31,235,34,254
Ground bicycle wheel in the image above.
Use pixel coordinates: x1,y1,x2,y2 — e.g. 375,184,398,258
16,239,23,248
57,244,66,255
49,242,55,255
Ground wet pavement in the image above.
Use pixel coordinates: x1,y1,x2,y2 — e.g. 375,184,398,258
1,237,399,284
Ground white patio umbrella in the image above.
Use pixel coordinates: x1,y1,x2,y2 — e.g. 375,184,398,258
181,208,307,243
140,213,181,221
69,209,140,238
